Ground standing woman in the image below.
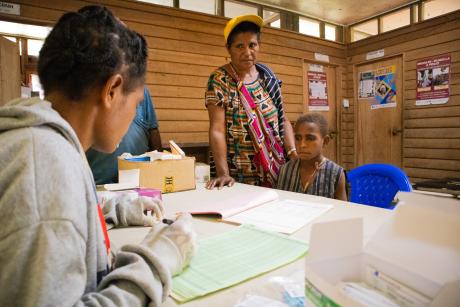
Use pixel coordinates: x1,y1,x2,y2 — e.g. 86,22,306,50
206,15,297,189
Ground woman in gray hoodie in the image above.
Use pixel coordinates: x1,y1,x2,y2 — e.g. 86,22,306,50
0,5,195,306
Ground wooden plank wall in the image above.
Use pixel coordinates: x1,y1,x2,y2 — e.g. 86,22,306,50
0,36,20,105
6,0,345,152
346,10,460,181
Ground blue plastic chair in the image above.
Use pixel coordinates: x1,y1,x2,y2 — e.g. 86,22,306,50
347,164,412,209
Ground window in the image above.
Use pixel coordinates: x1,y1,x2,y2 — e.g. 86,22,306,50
263,9,280,28
27,39,44,57
299,17,320,37
351,19,378,42
271,19,281,28
0,21,51,39
324,24,336,41
179,0,216,15
382,8,410,32
136,0,173,6
423,0,460,20
31,74,44,99
224,1,258,18
3,36,17,43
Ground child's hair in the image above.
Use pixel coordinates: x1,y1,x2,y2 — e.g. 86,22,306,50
295,113,329,137
38,5,147,101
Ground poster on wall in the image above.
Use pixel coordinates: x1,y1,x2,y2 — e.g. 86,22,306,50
371,65,397,110
358,71,375,99
307,71,329,111
416,54,451,106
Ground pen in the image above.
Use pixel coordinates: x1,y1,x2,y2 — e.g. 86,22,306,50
162,218,174,225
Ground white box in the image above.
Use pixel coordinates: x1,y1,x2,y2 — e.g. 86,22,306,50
305,192,460,306
195,162,210,183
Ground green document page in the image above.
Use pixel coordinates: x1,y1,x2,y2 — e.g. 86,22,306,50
172,224,309,302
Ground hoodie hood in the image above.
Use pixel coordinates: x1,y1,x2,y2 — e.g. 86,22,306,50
0,97,83,154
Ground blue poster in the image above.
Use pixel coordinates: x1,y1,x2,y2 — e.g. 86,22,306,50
372,65,396,109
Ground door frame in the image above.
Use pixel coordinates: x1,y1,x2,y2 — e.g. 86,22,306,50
352,53,406,167
302,59,343,165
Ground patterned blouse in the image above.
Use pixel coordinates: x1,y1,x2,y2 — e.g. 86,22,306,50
276,158,344,199
205,65,285,186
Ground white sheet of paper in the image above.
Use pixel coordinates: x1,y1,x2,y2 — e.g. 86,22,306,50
103,182,138,191
224,199,333,234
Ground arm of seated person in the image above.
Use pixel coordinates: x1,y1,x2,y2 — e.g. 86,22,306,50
335,171,348,201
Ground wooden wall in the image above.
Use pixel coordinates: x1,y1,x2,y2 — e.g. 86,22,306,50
5,1,457,180
0,36,20,105
4,0,345,151
346,10,460,181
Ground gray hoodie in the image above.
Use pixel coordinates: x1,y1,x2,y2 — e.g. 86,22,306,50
0,97,171,306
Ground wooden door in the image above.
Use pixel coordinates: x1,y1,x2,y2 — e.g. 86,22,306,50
355,56,403,167
304,62,338,163
0,36,21,105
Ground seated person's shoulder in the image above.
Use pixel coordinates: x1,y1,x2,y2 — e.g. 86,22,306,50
325,159,344,172
0,126,91,235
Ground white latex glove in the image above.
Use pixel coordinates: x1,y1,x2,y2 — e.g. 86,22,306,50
103,194,164,227
141,213,197,276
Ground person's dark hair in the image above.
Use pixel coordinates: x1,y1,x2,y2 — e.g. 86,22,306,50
38,5,147,100
226,21,261,48
295,113,329,137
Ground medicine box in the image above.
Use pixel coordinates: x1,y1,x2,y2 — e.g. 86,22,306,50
118,156,196,193
304,192,460,306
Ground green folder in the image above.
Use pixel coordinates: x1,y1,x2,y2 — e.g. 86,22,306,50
172,224,309,302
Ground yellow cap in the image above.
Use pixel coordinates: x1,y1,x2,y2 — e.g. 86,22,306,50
224,14,263,44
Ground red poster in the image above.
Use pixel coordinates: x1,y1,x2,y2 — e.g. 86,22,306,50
307,71,329,111
416,54,451,105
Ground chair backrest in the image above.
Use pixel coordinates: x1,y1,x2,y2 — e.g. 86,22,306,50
347,164,412,209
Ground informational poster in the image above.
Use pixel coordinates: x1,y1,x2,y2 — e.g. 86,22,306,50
372,65,397,109
358,71,375,99
307,71,329,111
308,64,323,72
416,54,451,106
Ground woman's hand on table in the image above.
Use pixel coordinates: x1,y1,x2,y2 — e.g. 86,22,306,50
206,174,235,190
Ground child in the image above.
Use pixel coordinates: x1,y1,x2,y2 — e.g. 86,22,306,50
0,5,195,306
277,113,347,201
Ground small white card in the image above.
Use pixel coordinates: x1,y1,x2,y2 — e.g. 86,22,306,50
366,49,385,60
314,53,330,62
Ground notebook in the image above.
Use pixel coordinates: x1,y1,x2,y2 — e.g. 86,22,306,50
182,189,333,234
171,224,309,303
186,189,279,218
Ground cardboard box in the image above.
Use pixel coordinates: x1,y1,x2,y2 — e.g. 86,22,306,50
305,192,460,307
118,156,195,193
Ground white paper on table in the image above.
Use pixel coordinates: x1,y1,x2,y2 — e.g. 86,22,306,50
234,295,288,307
103,182,138,191
105,169,140,191
224,199,333,234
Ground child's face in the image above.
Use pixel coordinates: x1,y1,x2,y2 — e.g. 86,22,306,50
93,84,145,153
294,122,328,161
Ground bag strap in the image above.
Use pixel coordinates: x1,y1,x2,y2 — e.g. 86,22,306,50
222,64,285,185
